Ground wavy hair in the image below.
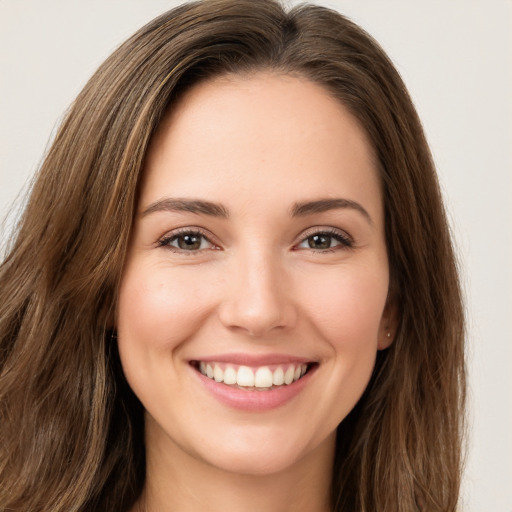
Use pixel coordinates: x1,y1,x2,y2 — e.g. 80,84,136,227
0,1,465,510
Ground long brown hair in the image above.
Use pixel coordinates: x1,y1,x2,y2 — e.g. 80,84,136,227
0,1,465,510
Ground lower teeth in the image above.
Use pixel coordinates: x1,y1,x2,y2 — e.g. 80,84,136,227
233,384,280,391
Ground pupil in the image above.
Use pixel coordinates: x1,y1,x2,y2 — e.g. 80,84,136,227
309,234,331,249
178,234,201,250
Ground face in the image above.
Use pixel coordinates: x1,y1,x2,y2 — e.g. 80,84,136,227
117,73,394,477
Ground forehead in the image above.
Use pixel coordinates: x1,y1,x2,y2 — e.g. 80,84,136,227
140,72,381,223
150,72,376,165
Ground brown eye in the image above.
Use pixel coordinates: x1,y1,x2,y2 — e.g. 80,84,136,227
307,234,333,250
297,229,353,251
177,234,202,250
160,231,214,252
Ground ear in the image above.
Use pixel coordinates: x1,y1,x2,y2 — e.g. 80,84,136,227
377,297,398,350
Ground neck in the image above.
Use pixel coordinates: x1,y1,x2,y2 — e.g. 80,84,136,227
134,422,334,512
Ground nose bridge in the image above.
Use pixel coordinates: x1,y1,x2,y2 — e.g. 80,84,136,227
218,243,295,336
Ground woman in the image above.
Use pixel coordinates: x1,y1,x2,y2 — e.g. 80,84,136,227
0,1,465,510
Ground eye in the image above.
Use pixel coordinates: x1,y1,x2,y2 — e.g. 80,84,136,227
296,229,353,251
158,230,216,252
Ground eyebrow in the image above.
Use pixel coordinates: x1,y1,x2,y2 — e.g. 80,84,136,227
291,198,373,225
141,196,372,225
141,198,229,218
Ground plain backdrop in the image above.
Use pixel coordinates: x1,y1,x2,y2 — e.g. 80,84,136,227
1,1,511,510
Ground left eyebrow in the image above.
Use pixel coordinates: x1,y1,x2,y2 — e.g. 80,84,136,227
291,198,373,226
140,198,229,218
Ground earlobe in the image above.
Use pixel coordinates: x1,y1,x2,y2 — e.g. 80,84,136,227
378,330,393,350
377,300,398,350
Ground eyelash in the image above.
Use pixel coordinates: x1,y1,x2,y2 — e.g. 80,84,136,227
157,228,217,253
295,227,354,253
157,227,353,253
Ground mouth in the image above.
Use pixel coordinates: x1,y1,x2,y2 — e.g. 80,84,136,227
191,360,316,391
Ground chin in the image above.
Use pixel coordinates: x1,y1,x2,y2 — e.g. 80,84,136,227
185,420,336,477
206,445,304,476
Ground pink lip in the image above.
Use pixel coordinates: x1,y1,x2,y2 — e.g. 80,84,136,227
190,360,318,412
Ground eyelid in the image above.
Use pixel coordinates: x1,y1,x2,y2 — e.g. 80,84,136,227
294,226,354,250
156,225,353,253
157,226,220,252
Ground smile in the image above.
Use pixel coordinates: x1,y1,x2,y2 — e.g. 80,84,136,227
190,358,318,411
196,362,309,390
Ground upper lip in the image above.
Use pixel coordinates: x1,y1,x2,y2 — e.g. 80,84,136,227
190,353,315,366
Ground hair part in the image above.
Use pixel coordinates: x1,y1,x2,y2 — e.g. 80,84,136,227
0,1,465,510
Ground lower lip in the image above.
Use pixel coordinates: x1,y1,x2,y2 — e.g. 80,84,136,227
192,366,316,411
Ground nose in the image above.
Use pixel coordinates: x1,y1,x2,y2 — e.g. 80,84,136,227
217,248,297,337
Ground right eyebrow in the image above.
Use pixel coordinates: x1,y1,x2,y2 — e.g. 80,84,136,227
291,197,373,226
140,198,229,218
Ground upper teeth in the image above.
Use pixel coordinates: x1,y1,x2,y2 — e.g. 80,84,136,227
198,362,308,389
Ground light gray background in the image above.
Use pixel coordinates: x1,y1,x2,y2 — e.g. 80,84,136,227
1,1,511,510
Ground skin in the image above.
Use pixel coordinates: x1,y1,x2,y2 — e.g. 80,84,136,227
117,72,395,512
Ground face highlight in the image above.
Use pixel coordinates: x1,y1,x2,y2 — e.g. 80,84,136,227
117,73,394,477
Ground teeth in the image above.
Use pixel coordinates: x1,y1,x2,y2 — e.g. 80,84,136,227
197,362,309,389
223,365,237,385
284,366,295,385
254,367,273,388
272,367,284,386
237,366,255,387
213,364,223,382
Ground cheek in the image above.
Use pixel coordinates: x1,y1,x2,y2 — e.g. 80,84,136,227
117,262,215,352
288,263,389,432
297,263,389,351
116,261,220,406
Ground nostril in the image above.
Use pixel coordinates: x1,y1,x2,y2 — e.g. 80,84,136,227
217,301,297,337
